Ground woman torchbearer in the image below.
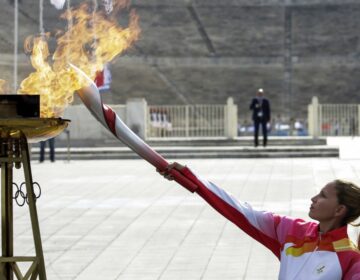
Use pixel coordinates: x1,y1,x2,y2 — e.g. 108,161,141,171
72,64,360,279
160,163,360,280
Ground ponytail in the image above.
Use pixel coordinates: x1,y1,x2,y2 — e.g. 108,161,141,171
333,180,360,250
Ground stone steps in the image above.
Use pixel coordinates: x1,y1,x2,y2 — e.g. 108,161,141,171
30,145,338,160
54,136,327,148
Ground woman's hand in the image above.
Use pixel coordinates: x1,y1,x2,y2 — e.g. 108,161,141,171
157,162,186,181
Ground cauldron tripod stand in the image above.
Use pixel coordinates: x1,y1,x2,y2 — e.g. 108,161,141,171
0,118,68,280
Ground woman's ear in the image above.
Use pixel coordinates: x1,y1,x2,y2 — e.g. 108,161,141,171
335,204,347,218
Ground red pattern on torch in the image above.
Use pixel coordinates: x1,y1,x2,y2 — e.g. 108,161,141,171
102,104,117,135
70,64,198,193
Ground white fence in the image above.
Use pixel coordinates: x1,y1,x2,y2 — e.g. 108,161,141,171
308,97,360,137
57,97,238,143
147,97,238,139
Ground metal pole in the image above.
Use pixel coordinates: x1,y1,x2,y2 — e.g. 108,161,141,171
21,138,47,280
39,0,44,35
358,105,360,136
66,130,71,162
0,141,14,280
185,106,189,138
13,0,18,93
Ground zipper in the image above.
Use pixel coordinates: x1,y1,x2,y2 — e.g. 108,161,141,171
290,234,320,280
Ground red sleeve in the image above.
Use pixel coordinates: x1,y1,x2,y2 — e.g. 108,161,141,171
179,166,283,259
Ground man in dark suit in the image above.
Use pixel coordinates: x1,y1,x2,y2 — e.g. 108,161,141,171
250,88,271,147
39,138,55,163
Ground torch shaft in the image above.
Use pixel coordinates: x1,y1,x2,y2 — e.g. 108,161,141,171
111,115,198,192
70,63,198,193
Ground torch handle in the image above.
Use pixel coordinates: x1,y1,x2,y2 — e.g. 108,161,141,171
168,168,198,193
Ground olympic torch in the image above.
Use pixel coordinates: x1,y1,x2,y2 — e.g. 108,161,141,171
69,64,198,193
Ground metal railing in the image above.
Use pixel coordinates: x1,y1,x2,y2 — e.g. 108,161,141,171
319,104,358,136
59,99,237,141
308,97,360,137
147,104,226,138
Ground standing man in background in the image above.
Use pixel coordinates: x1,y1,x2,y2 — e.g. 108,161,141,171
39,137,56,163
250,88,271,147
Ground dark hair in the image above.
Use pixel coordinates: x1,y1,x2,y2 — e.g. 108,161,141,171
333,180,360,249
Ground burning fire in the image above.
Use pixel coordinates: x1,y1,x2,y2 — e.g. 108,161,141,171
17,0,140,117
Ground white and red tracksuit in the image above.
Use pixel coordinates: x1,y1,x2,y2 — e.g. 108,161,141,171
180,167,360,280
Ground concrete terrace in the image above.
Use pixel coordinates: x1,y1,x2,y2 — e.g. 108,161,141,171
8,157,360,279
1,0,360,120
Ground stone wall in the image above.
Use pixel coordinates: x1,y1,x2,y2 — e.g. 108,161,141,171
0,0,359,123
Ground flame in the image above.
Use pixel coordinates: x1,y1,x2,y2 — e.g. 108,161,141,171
0,79,9,94
18,0,140,118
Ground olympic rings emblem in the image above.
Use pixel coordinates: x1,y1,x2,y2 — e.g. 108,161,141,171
13,182,42,207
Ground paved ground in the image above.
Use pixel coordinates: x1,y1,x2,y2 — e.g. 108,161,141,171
8,158,360,279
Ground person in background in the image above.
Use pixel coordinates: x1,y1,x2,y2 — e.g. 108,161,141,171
39,137,55,163
250,88,271,147
294,119,304,136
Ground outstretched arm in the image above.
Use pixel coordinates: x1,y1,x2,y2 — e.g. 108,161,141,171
158,162,291,259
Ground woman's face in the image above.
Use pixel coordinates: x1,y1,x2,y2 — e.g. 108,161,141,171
309,182,342,223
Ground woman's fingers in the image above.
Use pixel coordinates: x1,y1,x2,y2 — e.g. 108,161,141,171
168,162,185,171
164,174,174,181
167,163,176,170
158,162,186,181
156,168,165,175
